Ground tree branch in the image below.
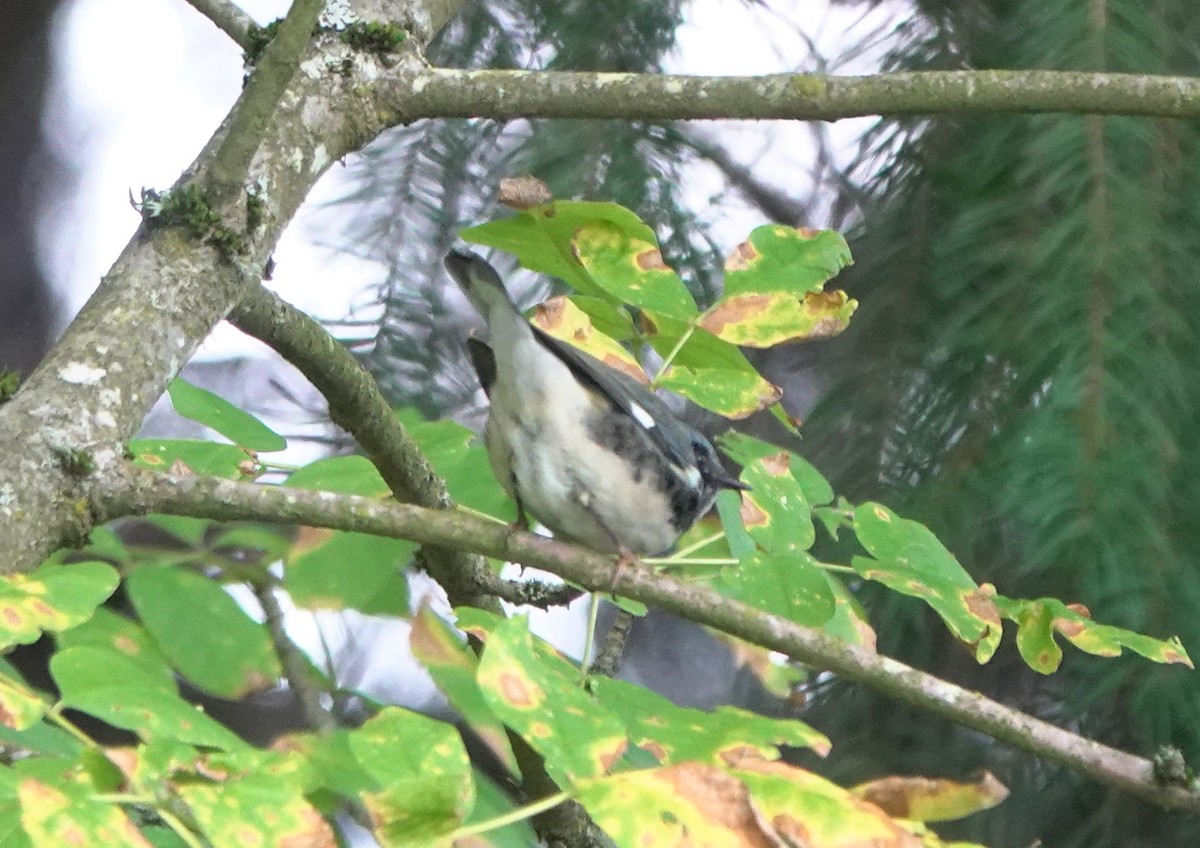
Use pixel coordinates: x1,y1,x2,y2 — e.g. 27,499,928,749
252,579,337,734
183,0,257,50
389,67,1200,122
96,466,1200,814
228,285,499,612
0,0,466,574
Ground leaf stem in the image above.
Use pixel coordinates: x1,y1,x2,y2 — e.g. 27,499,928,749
448,790,574,841
650,323,696,386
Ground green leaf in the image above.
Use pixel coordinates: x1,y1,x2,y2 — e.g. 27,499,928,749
285,454,389,496
55,608,173,680
348,707,475,845
713,550,836,628
710,454,835,625
852,503,1001,661
591,677,828,762
0,561,120,650
126,566,280,698
15,770,151,848
400,411,517,518
284,529,412,616
723,225,853,298
460,200,656,297
127,439,257,479
167,378,286,452
656,365,783,420
995,596,1193,673
569,295,637,341
409,605,517,774
476,615,626,784
819,575,877,650
645,313,780,419
0,666,46,731
461,771,539,848
50,646,243,749
572,220,697,319
717,432,834,507
178,774,334,848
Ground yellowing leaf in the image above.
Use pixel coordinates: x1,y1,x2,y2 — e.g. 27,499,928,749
531,296,646,383
853,772,1010,823
699,289,857,347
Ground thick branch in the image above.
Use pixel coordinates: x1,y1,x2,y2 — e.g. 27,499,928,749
205,0,324,196
97,467,1200,814
0,0,465,573
389,67,1200,122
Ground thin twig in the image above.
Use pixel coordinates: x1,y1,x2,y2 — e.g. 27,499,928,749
183,0,256,50
588,606,634,679
252,581,336,734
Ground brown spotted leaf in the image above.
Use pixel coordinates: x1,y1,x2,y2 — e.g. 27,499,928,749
18,774,154,848
477,615,626,784
0,561,119,651
178,775,336,848
591,677,829,764
410,603,518,774
348,707,475,846
572,220,698,319
700,290,857,347
577,761,776,848
0,664,46,731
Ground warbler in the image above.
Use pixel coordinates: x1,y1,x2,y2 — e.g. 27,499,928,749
444,249,745,555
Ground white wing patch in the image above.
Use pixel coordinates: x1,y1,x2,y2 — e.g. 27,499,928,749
628,401,656,430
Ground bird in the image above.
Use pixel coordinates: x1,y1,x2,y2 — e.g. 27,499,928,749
443,249,746,556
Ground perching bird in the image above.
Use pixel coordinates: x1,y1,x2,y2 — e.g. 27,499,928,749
444,249,745,556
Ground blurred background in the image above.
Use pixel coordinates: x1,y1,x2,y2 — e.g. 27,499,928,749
4,1,1200,845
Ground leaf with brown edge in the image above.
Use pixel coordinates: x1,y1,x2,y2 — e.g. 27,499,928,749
531,295,647,383
658,364,782,420
0,665,45,731
699,289,857,347
853,772,1010,823
577,761,777,848
726,751,924,848
994,595,1193,673
723,225,852,298
851,503,1002,660
0,561,119,651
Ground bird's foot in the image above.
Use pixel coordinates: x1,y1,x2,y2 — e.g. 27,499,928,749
609,547,641,595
